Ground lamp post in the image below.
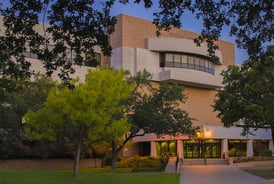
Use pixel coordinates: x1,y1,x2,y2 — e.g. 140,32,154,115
203,140,207,165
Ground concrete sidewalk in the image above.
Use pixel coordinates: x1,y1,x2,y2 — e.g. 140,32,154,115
179,165,274,184
165,157,177,173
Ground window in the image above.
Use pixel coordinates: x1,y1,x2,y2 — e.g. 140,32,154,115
208,62,214,74
165,53,173,61
23,42,101,68
85,52,101,67
159,52,215,75
156,141,177,157
23,42,38,59
228,140,247,157
138,142,151,156
194,57,200,70
253,141,271,156
174,54,181,67
199,59,205,71
65,48,75,64
181,55,188,68
188,56,195,69
165,53,173,67
205,60,209,73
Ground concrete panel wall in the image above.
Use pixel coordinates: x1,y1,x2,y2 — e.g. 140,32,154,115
27,58,92,82
112,14,235,66
133,126,272,142
203,125,272,140
111,46,225,88
147,37,223,63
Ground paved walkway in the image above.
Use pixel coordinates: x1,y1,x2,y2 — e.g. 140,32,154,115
179,165,274,184
165,157,177,173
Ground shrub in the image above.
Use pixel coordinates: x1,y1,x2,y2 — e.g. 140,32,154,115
132,167,163,172
257,149,272,157
228,148,246,157
116,157,164,171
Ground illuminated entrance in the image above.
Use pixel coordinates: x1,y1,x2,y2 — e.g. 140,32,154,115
183,139,221,158
156,141,177,156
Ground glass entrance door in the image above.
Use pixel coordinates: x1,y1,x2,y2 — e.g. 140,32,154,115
205,143,220,158
184,140,221,158
185,143,201,158
184,140,201,158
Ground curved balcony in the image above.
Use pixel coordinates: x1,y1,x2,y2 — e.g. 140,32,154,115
152,66,225,89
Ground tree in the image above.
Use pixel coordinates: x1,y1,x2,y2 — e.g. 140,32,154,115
1,0,272,81
109,70,195,169
147,0,273,61
23,68,133,177
0,0,116,83
0,74,55,159
213,46,274,141
0,74,55,130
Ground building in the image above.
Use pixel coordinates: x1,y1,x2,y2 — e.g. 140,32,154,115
108,14,273,159
1,14,272,159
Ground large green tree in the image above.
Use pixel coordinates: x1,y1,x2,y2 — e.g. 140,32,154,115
214,46,274,140
0,0,272,81
0,0,116,83
0,74,55,128
109,70,195,169
23,68,133,177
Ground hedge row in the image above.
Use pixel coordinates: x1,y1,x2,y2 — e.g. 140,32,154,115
116,157,164,171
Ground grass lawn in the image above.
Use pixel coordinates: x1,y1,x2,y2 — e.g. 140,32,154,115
257,164,274,167
242,169,274,180
0,170,179,184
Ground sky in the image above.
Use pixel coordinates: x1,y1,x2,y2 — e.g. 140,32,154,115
0,0,248,64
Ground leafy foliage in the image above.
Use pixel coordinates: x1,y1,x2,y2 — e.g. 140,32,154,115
129,81,194,137
127,70,195,137
0,0,116,83
214,46,274,136
23,68,133,176
0,74,55,159
0,74,55,129
116,157,164,171
25,68,132,141
1,0,272,81
109,70,195,168
147,0,273,61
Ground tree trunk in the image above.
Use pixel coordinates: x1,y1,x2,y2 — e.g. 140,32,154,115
271,124,274,147
110,134,134,169
73,140,81,177
111,140,119,169
111,150,118,169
